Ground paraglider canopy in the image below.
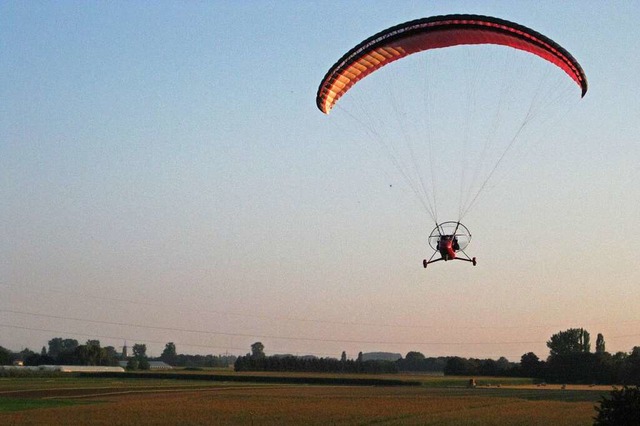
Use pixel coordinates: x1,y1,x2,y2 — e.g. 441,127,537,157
317,14,587,114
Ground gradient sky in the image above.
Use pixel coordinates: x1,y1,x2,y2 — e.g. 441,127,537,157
2,1,639,361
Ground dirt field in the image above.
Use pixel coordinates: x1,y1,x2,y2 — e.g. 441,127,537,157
0,375,606,425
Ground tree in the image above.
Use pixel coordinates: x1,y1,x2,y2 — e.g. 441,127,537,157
126,358,139,371
103,346,119,366
547,328,591,357
546,329,595,383
622,347,640,385
161,342,177,365
138,357,150,370
399,352,427,372
133,343,148,369
444,357,479,376
74,340,105,366
340,351,347,372
596,333,606,354
520,352,543,378
132,344,147,359
251,342,265,359
0,346,11,365
405,351,426,362
495,357,513,375
31,345,55,365
48,338,78,360
356,352,364,372
594,386,640,425
127,343,149,370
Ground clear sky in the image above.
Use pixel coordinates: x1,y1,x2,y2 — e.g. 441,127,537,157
2,1,639,361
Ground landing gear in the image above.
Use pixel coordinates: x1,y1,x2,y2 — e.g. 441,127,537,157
424,255,475,268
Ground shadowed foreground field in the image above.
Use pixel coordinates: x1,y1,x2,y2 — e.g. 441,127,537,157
0,375,605,425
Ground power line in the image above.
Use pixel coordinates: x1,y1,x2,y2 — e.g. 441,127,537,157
0,308,545,346
0,323,529,360
0,323,339,359
4,306,637,359
3,282,639,332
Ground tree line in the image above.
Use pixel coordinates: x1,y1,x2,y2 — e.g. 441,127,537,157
234,343,397,374
233,342,509,376
0,338,235,370
157,341,236,368
430,329,639,385
0,338,122,367
234,329,640,385
2,329,638,384
525,329,640,385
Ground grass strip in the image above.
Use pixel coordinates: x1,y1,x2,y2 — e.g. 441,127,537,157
0,397,82,413
78,371,421,386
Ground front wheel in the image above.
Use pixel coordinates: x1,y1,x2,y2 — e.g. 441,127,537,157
423,259,428,268
472,257,477,266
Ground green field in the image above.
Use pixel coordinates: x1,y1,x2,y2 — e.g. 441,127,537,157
0,372,608,425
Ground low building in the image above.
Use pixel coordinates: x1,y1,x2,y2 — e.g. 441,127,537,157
1,365,125,373
118,360,173,370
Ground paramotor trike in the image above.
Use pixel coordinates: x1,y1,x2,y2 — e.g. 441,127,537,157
423,221,476,268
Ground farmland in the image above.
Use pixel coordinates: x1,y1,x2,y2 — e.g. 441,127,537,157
0,371,608,425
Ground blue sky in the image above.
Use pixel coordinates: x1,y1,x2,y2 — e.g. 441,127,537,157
2,1,639,360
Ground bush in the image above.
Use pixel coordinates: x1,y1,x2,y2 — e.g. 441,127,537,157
126,359,139,371
594,386,640,425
